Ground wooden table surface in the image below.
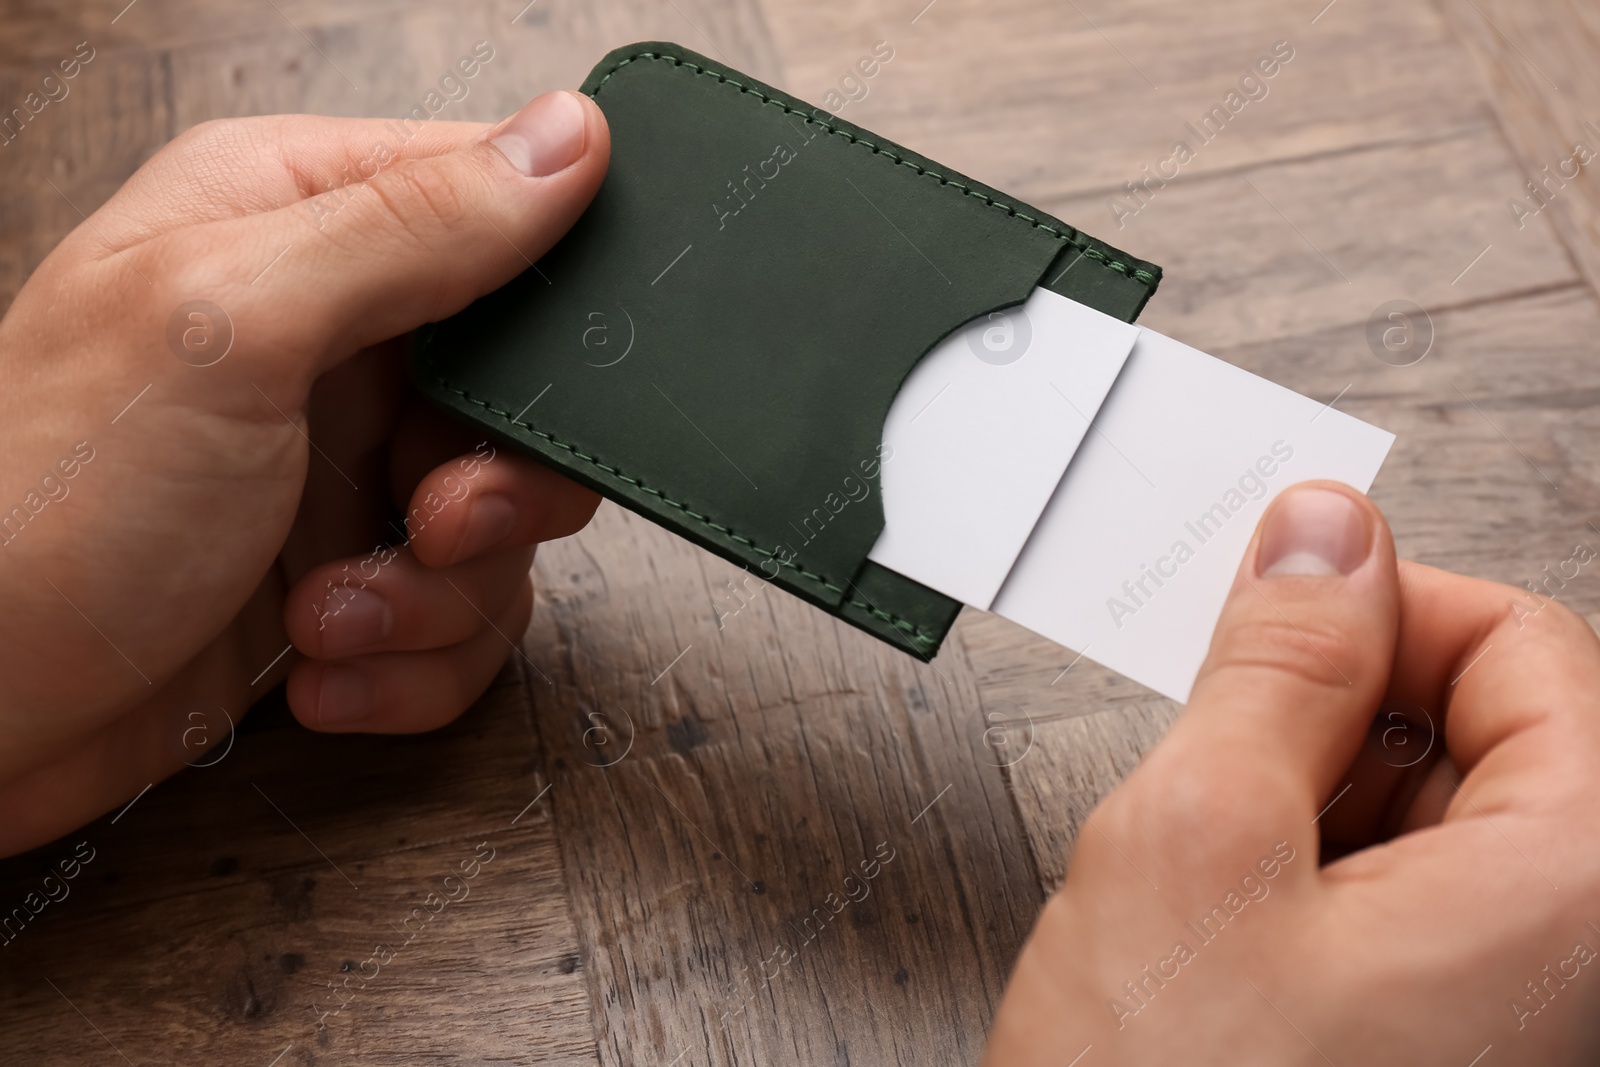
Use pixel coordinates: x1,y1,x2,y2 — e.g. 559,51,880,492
4,0,1600,1063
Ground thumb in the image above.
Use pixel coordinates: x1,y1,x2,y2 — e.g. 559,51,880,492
1127,481,1400,858
150,90,609,383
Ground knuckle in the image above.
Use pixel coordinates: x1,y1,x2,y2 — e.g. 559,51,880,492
162,116,267,169
364,159,473,244
1208,614,1360,692
156,246,237,300
163,117,234,156
146,249,253,349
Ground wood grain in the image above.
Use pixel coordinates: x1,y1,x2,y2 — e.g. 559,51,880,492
523,502,1039,1066
1435,0,1600,302
763,0,1492,216
4,0,1600,1063
0,668,596,1066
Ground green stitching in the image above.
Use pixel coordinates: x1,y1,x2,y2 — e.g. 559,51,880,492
846,597,939,647
423,375,940,649
589,50,1161,287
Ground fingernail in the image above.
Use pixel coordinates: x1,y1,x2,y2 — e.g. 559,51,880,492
490,90,589,177
320,588,393,656
449,493,518,564
316,665,373,728
1257,487,1372,578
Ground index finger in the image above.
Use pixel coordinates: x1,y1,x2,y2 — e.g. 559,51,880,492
1389,559,1600,800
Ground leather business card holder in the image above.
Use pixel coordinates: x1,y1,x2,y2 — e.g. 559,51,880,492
412,41,1162,658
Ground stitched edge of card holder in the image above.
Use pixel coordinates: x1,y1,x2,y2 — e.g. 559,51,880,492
585,48,1159,287
416,42,1162,658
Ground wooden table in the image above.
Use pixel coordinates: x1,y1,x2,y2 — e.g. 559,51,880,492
4,0,1598,1062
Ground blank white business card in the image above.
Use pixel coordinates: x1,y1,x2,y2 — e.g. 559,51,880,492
989,326,1394,703
868,287,1139,609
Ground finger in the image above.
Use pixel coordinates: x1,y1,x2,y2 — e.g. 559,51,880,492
1384,560,1521,711
401,442,601,568
276,339,410,585
1283,559,1600,851
1408,564,1600,808
1106,481,1400,861
1397,755,1460,834
141,89,610,385
386,398,602,565
1389,559,1600,772
285,577,533,733
57,116,503,261
1316,704,1447,855
387,392,492,507
284,543,535,659
1340,560,1600,803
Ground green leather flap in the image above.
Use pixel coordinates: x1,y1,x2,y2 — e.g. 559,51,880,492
413,42,1161,658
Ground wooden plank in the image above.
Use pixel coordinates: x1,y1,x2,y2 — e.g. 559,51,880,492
0,0,421,68
1242,284,1600,592
1434,0,1600,303
158,0,784,126
1048,131,1581,353
0,0,668,68
0,671,596,1066
0,54,171,309
9,0,1600,1063
761,0,1492,210
523,502,1040,1066
0,0,782,71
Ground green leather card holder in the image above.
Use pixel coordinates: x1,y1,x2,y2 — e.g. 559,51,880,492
412,41,1161,659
